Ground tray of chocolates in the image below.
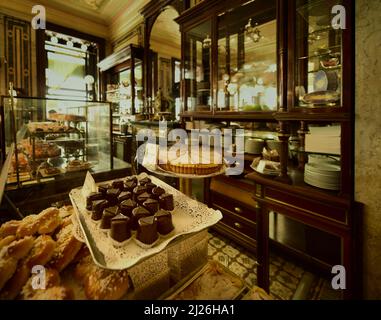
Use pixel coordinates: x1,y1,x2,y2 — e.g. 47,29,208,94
69,172,222,270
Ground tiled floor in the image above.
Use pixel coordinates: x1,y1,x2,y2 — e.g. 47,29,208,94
208,230,341,300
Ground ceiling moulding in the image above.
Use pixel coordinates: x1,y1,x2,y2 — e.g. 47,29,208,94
111,23,143,51
1,0,108,38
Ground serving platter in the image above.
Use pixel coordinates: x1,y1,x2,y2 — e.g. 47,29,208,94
69,172,222,270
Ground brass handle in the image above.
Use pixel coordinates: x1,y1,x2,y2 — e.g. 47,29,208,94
234,222,242,229
234,207,242,214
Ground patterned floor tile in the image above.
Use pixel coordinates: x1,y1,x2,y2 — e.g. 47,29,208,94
283,262,304,278
276,271,299,290
245,273,257,287
222,245,240,258
269,264,279,276
212,251,231,267
270,281,294,300
207,245,217,256
209,237,226,249
228,262,248,278
236,254,256,269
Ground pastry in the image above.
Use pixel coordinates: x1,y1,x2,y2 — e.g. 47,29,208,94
154,210,174,235
29,286,74,300
86,192,104,210
100,206,119,230
83,267,130,300
0,220,21,238
0,236,34,291
36,207,61,234
110,214,131,243
0,235,16,251
119,199,136,217
125,176,137,183
74,255,95,284
98,183,111,195
139,177,151,186
159,193,174,211
106,188,121,206
143,198,159,214
49,225,82,272
145,182,156,194
137,191,151,205
132,185,147,201
20,268,61,300
151,186,165,200
136,216,158,245
117,191,131,203
16,215,40,238
91,200,109,221
66,160,92,172
131,206,151,230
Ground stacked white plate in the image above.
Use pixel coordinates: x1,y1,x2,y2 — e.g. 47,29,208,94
304,162,341,190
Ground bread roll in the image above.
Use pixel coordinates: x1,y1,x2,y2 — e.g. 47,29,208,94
16,215,40,238
29,286,74,300
36,208,61,235
0,236,16,251
20,268,60,300
0,220,21,238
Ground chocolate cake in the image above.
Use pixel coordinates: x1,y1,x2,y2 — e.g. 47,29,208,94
155,210,174,235
124,180,137,192
139,177,151,186
91,199,109,221
98,183,111,195
151,186,165,200
106,188,121,206
119,199,137,217
110,213,131,243
112,179,124,191
137,192,151,205
86,192,103,210
136,216,158,245
133,185,147,201
145,182,157,194
143,198,159,214
100,206,119,230
117,191,131,203
131,206,151,230
159,193,174,211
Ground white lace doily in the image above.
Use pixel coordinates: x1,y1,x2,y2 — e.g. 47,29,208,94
69,173,222,270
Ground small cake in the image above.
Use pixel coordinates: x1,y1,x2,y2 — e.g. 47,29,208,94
100,206,119,230
131,206,151,230
106,188,121,206
155,210,174,235
98,184,111,195
91,200,109,221
110,214,131,244
133,185,147,201
86,192,104,210
124,180,137,192
119,199,137,217
137,192,151,205
136,216,158,245
139,177,151,186
145,182,157,194
117,191,131,203
151,186,165,200
143,198,159,214
159,193,174,211
112,180,124,191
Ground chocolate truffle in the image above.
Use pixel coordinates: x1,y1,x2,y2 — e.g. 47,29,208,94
152,186,165,200
86,192,103,210
137,191,151,205
124,180,137,192
100,206,119,229
155,210,174,235
110,214,131,243
131,206,151,230
145,182,157,194
112,179,124,191
91,199,109,221
136,216,158,245
98,183,111,195
143,198,159,214
159,193,174,211
106,188,121,206
139,177,151,186
118,191,131,203
119,199,136,216
133,185,147,201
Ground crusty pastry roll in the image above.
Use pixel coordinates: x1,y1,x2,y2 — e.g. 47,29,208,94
29,286,74,300
20,268,60,300
0,236,16,251
36,208,61,235
0,220,21,239
16,215,40,238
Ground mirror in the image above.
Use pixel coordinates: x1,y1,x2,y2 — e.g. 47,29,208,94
149,6,181,120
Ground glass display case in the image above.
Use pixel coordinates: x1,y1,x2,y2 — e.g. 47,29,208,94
180,0,277,115
1,96,114,187
293,0,343,108
98,44,144,133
